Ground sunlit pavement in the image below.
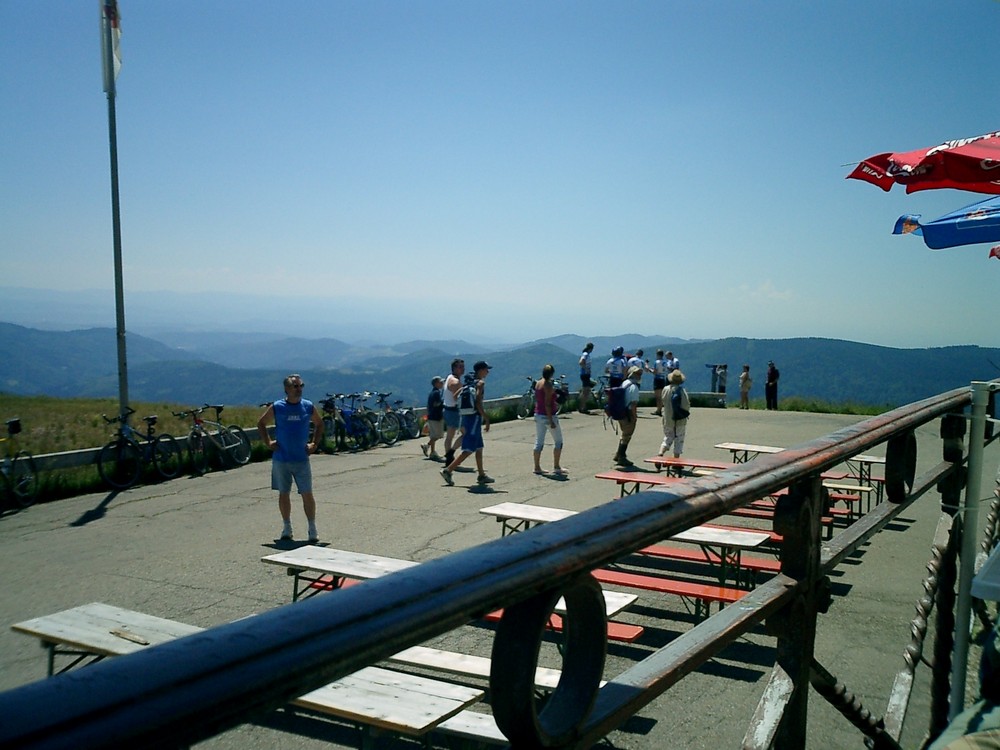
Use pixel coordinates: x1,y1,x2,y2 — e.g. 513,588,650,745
1,406,996,749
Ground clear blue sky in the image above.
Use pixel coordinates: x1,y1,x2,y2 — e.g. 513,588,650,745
3,1,999,348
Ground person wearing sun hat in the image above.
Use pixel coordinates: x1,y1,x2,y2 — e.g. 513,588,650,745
659,368,690,458
612,365,643,467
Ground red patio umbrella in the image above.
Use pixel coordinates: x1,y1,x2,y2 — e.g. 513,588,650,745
847,130,1000,194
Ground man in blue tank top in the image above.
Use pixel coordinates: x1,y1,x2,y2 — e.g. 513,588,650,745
257,374,324,542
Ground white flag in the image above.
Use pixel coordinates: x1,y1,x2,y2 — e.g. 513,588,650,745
101,1,122,94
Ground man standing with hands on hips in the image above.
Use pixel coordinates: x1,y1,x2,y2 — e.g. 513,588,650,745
258,374,324,543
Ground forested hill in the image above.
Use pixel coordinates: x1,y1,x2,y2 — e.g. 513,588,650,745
1,323,997,409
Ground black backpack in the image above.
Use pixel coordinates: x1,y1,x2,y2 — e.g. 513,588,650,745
459,375,478,415
670,386,690,421
604,386,628,420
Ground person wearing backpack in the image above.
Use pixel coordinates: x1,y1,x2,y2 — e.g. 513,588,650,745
659,369,691,458
612,365,643,468
605,346,628,388
441,360,493,487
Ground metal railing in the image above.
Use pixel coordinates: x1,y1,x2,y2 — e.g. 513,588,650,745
0,382,997,749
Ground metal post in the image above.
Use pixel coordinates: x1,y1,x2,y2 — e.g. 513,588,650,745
949,381,1000,718
102,2,129,422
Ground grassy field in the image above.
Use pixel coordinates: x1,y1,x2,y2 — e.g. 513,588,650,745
0,395,267,504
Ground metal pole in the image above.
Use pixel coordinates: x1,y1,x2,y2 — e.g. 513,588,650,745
948,381,999,718
103,3,129,422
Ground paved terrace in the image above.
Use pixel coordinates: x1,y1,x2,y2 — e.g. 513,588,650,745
1,405,997,749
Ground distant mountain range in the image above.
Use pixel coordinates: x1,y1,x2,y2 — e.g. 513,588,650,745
2,322,998,408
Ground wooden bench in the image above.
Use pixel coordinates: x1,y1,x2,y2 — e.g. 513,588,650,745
591,568,745,620
643,456,734,475
10,603,486,747
479,503,770,592
262,546,643,643
637,543,781,581
594,470,682,496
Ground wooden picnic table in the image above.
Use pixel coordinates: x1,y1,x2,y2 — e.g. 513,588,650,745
846,453,886,501
260,546,637,617
643,456,734,476
479,502,769,589
594,469,683,496
714,441,784,463
11,602,485,742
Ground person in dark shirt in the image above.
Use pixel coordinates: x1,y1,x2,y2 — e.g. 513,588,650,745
421,376,445,461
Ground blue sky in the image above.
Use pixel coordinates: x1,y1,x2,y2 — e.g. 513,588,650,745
2,1,999,348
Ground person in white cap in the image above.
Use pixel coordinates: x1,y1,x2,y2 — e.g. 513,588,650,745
613,365,643,467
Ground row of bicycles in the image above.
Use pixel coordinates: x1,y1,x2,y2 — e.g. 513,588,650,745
318,391,420,452
97,405,251,490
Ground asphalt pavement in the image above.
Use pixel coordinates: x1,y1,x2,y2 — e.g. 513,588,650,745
1,405,997,749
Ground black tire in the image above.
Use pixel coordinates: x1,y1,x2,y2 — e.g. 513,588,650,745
517,393,534,420
343,415,368,451
400,411,420,439
10,451,39,507
189,431,209,475
321,416,338,453
225,425,252,466
378,412,401,445
594,387,607,411
152,434,182,479
98,438,142,490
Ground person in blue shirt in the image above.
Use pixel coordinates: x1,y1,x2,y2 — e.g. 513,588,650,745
257,374,324,543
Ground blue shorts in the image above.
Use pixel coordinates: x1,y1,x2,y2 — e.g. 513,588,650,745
272,460,312,494
443,407,461,430
460,414,484,452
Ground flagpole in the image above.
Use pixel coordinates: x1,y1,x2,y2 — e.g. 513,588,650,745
102,1,129,423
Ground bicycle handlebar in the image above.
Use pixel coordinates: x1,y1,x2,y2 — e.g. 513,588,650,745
101,406,137,424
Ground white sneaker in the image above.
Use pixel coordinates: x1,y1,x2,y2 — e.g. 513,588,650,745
280,523,293,541
307,524,319,543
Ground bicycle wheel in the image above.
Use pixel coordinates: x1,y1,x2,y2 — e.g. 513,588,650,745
152,434,182,479
188,431,209,475
224,425,252,466
594,387,607,411
10,450,39,507
321,416,338,453
516,393,534,420
400,411,420,439
97,438,142,490
341,416,365,451
378,412,400,445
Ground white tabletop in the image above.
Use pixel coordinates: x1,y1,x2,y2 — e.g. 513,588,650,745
262,545,637,617
715,442,784,454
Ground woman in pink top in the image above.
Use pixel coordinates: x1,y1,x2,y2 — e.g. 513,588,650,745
532,364,565,476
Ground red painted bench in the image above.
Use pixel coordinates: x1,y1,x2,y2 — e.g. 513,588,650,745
593,568,745,619
594,470,681,496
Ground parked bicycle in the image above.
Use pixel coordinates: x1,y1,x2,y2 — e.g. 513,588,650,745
591,375,609,411
97,408,183,490
370,392,402,445
1,418,38,508
320,393,377,452
516,373,569,420
172,405,251,475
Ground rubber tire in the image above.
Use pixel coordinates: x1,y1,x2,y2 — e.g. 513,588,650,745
226,425,252,466
517,393,534,420
189,431,209,475
10,451,39,507
379,412,401,445
321,416,338,454
152,434,182,479
98,439,142,490
400,411,420,439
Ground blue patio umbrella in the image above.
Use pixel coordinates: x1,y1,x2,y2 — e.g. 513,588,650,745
892,195,1000,249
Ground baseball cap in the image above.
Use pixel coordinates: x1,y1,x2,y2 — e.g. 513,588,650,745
473,360,492,373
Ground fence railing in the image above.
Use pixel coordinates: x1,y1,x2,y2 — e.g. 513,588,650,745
1,382,997,749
